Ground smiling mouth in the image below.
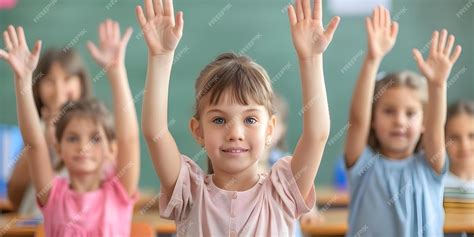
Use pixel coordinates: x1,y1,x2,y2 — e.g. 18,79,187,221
221,148,249,153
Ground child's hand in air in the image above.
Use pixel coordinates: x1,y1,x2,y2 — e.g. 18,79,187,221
413,29,462,86
0,25,41,80
87,19,132,70
135,0,184,56
287,0,340,61
366,6,398,60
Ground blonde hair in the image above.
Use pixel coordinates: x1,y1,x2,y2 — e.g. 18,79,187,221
192,52,274,173
369,71,427,151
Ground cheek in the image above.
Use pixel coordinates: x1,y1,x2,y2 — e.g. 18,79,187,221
67,78,83,100
39,83,54,105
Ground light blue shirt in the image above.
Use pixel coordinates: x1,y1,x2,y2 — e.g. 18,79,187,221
345,146,447,237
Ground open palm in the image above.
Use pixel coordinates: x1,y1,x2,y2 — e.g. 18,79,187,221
366,6,398,59
136,0,183,56
288,0,340,60
0,26,41,79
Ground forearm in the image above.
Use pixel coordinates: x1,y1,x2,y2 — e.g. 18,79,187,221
424,83,447,172
142,54,174,139
7,155,31,210
349,56,381,127
14,78,46,148
298,56,330,140
107,66,139,142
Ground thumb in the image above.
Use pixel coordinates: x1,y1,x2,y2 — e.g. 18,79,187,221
174,11,184,38
121,27,133,47
324,16,340,41
412,48,428,75
86,41,103,63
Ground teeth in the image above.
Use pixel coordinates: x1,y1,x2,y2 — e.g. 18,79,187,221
225,149,246,153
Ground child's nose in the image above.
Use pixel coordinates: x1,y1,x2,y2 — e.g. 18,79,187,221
226,121,244,141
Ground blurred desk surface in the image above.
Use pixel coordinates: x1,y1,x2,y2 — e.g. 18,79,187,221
301,208,474,236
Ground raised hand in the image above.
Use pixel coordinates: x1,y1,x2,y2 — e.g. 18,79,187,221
413,29,462,86
0,25,41,79
135,0,184,56
87,19,132,69
288,0,340,60
366,6,399,60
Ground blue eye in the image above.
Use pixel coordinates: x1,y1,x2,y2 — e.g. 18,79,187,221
212,117,225,125
244,117,257,125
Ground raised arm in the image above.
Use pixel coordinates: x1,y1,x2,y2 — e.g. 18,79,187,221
87,20,139,196
136,0,184,192
287,0,339,199
413,29,462,174
0,26,54,205
344,6,398,168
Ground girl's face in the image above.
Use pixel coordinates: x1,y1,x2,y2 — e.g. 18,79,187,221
446,113,474,169
56,117,114,176
39,62,82,112
191,93,275,176
372,86,424,158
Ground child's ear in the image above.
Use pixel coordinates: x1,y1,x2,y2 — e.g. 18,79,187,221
267,115,277,140
189,117,204,146
109,140,118,161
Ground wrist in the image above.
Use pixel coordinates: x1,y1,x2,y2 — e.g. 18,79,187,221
365,53,383,64
428,80,447,89
298,54,323,64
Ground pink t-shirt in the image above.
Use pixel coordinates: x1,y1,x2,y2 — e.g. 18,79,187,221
159,155,316,236
38,176,137,237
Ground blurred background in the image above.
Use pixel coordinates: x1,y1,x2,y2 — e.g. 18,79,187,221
0,0,472,192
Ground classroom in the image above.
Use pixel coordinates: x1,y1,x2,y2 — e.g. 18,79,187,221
0,0,473,236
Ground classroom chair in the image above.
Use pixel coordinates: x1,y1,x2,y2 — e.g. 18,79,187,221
34,222,154,237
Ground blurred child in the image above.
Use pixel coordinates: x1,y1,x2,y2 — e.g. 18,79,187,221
7,47,92,215
0,20,140,236
137,0,339,235
445,100,474,192
343,6,462,236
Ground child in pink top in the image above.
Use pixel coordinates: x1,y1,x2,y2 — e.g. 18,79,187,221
1,20,140,237
137,0,340,235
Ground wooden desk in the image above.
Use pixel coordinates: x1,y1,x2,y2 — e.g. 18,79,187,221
0,213,176,237
301,208,474,236
315,187,349,208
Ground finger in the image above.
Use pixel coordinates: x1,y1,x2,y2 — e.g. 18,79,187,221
31,40,42,58
313,0,322,21
302,0,311,20
295,0,304,22
106,19,114,39
144,0,155,19
8,25,19,47
163,0,174,18
449,45,462,63
365,17,374,36
444,35,455,56
136,6,147,28
412,48,427,73
0,49,8,59
373,6,380,29
324,16,340,41
429,31,439,55
17,27,27,47
3,31,12,50
114,21,120,42
437,29,447,53
121,27,133,46
380,6,386,28
288,5,297,26
385,7,391,28
99,22,106,44
153,0,163,16
87,41,101,60
390,22,399,39
173,11,184,37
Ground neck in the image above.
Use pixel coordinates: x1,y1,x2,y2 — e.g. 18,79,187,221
69,172,102,193
450,165,474,181
212,165,260,192
379,145,415,160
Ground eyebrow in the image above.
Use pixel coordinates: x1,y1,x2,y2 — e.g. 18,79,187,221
64,130,100,136
206,108,263,115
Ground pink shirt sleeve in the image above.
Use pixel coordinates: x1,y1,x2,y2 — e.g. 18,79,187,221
159,155,205,221
36,177,67,212
268,156,316,219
